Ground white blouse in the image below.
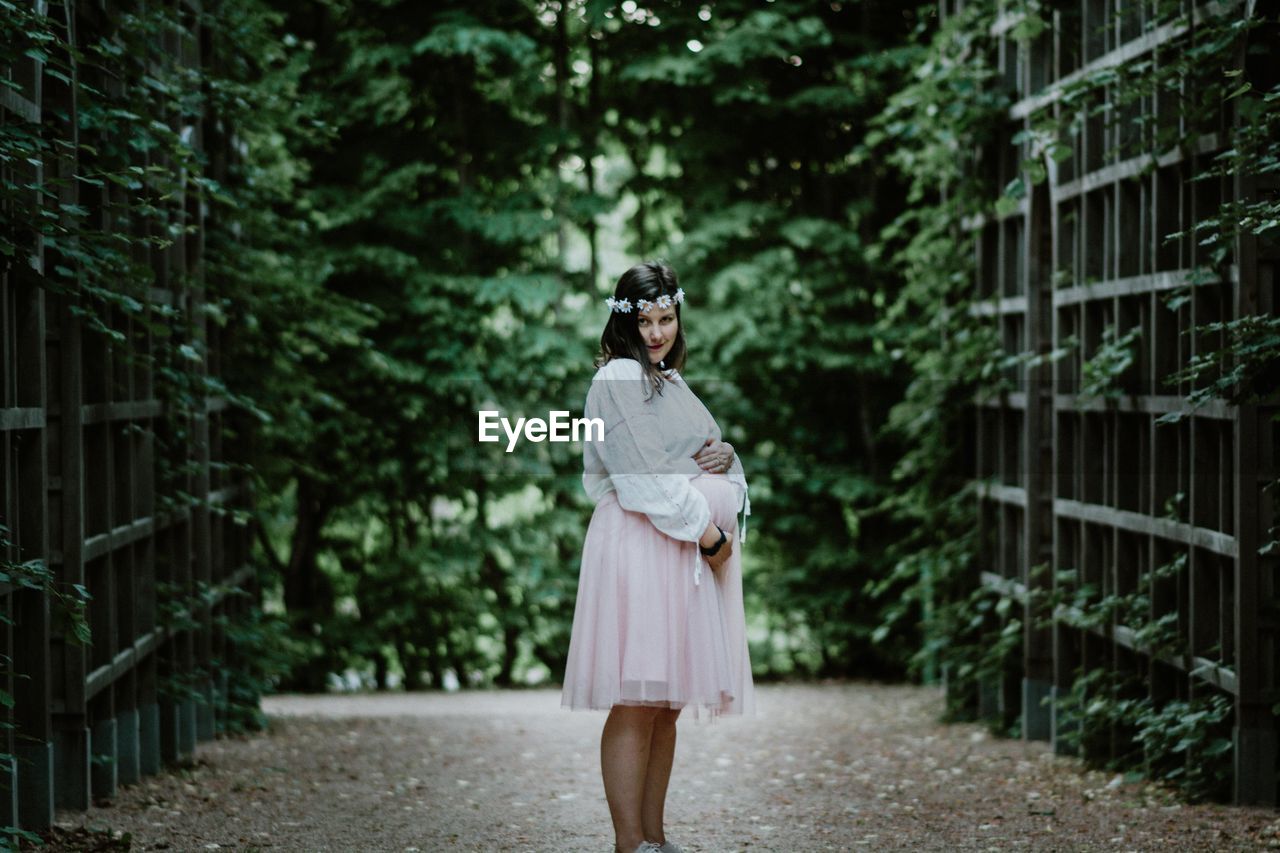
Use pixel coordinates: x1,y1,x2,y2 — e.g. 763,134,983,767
582,357,751,585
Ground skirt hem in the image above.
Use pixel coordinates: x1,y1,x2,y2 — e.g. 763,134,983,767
559,694,755,724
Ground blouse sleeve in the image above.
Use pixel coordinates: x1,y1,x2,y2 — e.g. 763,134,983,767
587,360,712,543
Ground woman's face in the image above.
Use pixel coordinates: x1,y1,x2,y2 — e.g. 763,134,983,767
637,305,678,365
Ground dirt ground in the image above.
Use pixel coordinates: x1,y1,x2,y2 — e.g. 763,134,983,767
43,682,1280,852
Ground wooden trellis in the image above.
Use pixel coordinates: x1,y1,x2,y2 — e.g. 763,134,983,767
958,0,1279,804
0,0,254,832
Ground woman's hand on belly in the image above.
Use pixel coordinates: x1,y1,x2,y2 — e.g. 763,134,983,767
693,437,735,474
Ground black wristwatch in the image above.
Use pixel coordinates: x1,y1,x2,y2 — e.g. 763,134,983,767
700,525,727,557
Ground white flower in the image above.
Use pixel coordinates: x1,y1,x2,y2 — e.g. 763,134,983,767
607,289,687,314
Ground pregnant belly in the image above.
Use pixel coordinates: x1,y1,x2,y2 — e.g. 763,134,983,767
690,473,741,532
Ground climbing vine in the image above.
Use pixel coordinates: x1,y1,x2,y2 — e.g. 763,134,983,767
0,524,91,851
867,0,1278,802
153,578,300,735
1,0,313,831
861,0,1010,706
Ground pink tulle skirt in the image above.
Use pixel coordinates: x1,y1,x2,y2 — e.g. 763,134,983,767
559,472,756,722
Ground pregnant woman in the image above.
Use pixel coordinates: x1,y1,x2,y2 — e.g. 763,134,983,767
560,260,756,853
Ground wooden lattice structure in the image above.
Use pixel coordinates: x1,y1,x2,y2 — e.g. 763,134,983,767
957,0,1279,803
0,0,254,831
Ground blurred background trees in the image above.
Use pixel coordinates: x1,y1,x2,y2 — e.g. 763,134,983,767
230,0,939,692
12,0,1272,712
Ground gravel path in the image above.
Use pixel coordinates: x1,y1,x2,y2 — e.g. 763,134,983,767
48,682,1278,851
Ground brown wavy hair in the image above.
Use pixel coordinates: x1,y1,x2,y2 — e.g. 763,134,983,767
595,260,687,399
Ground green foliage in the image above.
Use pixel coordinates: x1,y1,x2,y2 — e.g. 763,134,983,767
148,578,271,732
221,0,601,692
1055,667,1233,802
0,525,91,850
1079,325,1142,401
1019,4,1280,430
0,2,237,434
0,825,44,853
1,2,314,833
938,579,1022,728
0,522,93,702
1158,313,1280,419
1139,690,1234,800
859,0,1276,804
215,606,301,734
857,0,1009,690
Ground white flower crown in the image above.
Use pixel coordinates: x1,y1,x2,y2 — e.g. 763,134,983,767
605,288,685,314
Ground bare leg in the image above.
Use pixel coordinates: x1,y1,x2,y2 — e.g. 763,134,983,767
640,707,681,845
602,705,659,853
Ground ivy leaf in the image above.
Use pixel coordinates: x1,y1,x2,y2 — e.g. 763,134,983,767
994,195,1021,218
1224,82,1251,100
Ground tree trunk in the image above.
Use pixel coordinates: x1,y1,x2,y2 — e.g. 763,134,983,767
282,474,333,692
283,475,329,613
445,631,469,689
856,374,881,479
500,623,521,688
426,631,446,690
585,33,601,288
400,641,422,691
623,141,648,256
553,1,572,266
477,480,520,687
480,549,522,687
